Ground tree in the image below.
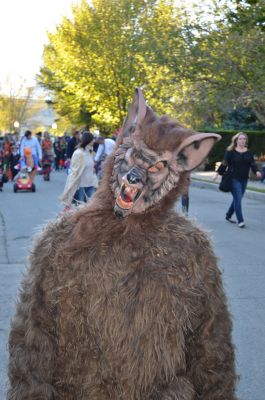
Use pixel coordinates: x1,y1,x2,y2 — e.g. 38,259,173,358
38,0,193,130
225,0,265,125
0,82,36,132
180,0,265,128
38,0,265,131
227,0,265,31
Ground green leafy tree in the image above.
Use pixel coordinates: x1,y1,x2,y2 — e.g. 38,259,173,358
39,0,265,131
39,0,146,130
0,83,37,132
227,0,265,30
38,0,195,130
180,0,265,128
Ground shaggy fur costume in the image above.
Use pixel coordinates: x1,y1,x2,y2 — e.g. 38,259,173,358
7,89,237,400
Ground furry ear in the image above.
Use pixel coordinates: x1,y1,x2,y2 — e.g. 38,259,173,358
176,133,221,171
121,88,147,136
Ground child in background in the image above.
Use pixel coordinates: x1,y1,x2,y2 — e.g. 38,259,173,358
20,147,37,172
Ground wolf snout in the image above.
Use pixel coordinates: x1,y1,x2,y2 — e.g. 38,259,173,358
126,171,141,185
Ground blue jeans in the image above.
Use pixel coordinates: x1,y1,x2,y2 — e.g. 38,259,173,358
226,179,248,223
75,186,96,203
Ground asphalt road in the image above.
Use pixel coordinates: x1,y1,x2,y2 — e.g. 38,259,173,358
0,171,265,399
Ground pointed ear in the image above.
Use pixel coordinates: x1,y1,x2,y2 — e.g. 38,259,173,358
121,88,147,136
176,133,221,171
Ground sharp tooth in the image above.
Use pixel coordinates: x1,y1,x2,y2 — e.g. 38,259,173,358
125,186,137,194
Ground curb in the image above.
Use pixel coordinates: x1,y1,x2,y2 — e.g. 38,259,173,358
191,179,265,202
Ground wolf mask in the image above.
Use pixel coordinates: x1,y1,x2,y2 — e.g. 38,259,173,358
111,88,220,218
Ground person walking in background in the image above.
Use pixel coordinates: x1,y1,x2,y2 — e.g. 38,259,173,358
65,129,80,173
59,136,68,169
20,130,42,174
42,131,54,181
94,136,116,179
36,131,42,145
9,144,20,180
214,132,261,228
13,132,21,156
2,134,12,181
59,131,98,210
66,129,80,160
53,137,61,170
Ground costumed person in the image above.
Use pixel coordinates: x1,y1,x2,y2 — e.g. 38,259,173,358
2,135,12,182
20,130,42,180
53,137,61,170
42,131,54,181
22,147,34,170
59,131,98,210
13,147,35,182
214,132,261,228
9,144,20,180
7,88,237,400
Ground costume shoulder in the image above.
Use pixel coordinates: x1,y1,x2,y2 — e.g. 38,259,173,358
166,213,218,279
167,213,213,248
7,213,76,399
28,213,74,276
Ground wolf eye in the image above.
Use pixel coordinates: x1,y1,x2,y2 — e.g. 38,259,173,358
148,161,167,173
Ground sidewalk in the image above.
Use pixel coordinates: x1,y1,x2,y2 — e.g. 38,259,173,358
191,171,265,202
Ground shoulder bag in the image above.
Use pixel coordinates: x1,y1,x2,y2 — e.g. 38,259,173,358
219,167,233,192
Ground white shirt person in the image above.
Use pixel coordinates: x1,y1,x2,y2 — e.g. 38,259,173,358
94,136,116,179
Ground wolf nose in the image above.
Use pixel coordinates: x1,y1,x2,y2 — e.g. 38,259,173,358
126,172,141,184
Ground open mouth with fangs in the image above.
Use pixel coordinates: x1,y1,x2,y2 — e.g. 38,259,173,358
116,183,142,210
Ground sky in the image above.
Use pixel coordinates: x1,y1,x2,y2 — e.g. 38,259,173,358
0,0,80,93
0,0,212,95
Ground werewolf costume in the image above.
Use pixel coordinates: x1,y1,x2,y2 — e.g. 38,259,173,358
7,89,237,400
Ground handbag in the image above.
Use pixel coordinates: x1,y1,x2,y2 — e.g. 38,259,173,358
219,168,233,192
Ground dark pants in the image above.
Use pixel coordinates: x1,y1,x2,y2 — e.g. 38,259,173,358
226,178,248,223
261,166,265,183
75,186,96,203
181,195,189,215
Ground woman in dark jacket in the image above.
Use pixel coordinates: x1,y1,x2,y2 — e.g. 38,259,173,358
216,132,261,228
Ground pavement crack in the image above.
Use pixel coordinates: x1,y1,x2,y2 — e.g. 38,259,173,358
13,236,30,240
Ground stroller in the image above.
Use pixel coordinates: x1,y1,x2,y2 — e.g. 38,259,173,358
13,169,36,193
13,147,37,192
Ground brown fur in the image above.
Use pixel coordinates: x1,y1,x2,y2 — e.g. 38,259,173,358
7,90,237,399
